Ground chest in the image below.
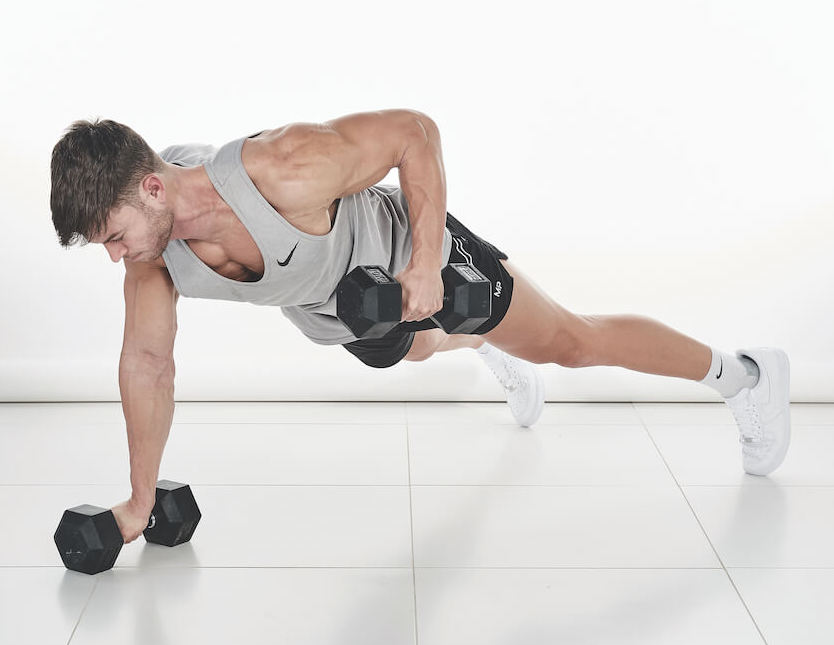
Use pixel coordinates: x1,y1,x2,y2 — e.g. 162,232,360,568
183,199,340,283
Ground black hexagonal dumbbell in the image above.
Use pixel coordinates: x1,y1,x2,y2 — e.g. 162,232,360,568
433,263,494,335
54,480,201,575
336,263,492,339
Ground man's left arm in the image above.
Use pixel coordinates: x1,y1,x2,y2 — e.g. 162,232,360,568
398,114,447,273
267,109,449,322
395,113,449,322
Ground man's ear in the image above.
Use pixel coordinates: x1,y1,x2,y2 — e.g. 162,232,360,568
142,173,165,201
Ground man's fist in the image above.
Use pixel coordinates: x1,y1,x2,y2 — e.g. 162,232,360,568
395,262,444,322
111,498,153,544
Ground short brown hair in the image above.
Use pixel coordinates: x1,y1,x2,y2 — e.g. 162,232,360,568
50,118,165,248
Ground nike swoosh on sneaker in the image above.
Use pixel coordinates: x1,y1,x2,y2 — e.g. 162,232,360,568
276,242,299,267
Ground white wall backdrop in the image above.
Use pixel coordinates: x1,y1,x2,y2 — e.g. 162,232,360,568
1,0,831,402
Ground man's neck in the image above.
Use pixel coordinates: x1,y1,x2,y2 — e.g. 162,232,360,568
167,164,236,244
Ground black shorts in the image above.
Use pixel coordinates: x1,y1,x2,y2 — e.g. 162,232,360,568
342,212,514,368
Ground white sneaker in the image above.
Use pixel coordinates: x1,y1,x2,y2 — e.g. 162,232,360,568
477,343,545,427
724,347,791,476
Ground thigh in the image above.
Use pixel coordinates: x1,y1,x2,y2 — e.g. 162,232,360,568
483,259,595,366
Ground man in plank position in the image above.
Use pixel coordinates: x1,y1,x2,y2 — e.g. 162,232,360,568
50,109,791,542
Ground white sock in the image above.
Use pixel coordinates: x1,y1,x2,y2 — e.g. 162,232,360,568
698,347,760,398
476,342,491,355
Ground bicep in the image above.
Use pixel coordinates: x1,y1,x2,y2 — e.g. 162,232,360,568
122,263,178,362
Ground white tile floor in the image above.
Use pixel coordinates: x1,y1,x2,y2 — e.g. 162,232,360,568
1,401,832,645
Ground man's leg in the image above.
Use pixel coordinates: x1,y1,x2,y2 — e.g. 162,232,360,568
404,258,761,396
408,258,714,382
482,258,714,379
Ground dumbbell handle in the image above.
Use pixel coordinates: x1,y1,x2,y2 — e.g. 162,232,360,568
374,272,453,322
359,264,482,308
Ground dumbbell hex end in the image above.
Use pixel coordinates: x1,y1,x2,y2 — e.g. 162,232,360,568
143,480,202,546
336,266,402,339
54,505,124,575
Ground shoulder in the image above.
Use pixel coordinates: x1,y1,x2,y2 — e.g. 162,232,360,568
125,254,168,273
242,125,336,214
124,258,179,301
246,123,328,161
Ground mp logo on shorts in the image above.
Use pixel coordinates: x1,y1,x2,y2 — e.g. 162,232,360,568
493,281,502,298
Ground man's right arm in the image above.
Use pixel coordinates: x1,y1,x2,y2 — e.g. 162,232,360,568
119,354,175,512
119,260,179,512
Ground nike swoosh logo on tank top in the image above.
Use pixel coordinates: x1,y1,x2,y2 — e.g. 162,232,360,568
277,242,299,266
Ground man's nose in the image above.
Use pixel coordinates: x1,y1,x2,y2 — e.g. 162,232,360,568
108,244,127,262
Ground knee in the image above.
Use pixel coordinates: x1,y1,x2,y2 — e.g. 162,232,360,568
547,315,600,368
404,348,433,362
403,329,444,362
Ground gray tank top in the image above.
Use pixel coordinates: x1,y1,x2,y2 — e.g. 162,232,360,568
159,133,453,345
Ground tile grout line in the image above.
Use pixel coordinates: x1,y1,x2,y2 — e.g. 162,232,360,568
4,483,833,488
405,402,420,645
9,564,834,571
65,576,99,645
9,565,834,570
631,403,769,645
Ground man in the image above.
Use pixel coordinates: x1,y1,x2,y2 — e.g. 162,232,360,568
50,109,791,543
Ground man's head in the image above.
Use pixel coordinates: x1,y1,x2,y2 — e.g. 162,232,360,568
50,118,174,261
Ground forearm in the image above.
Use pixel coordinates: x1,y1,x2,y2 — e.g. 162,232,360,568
118,356,175,510
398,115,447,270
